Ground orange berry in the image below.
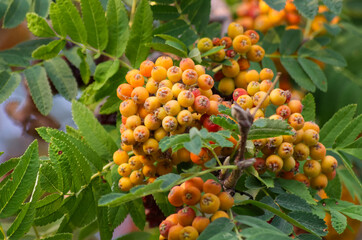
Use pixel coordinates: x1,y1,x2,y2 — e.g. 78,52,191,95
182,69,198,85
190,148,210,165
142,164,156,177
118,177,133,191
164,100,181,116
244,30,260,44
113,149,129,165
184,177,204,192
144,96,161,112
117,83,133,100
144,114,162,130
119,99,137,117
288,100,303,113
168,224,184,240
233,35,251,54
294,173,310,187
168,186,185,207
182,186,201,206
179,226,199,240
118,163,132,177
146,78,159,94
155,56,173,70
177,207,196,226
218,78,235,96
131,86,149,104
194,65,206,76
156,87,173,104
156,159,173,176
152,66,167,82
200,193,220,214
266,155,283,172
260,68,274,80
203,179,222,195
179,58,195,71
237,57,250,71
172,83,186,98
246,45,265,62
302,121,320,133
310,142,326,160
288,113,305,130
166,214,179,225
162,116,178,132
192,216,210,233
154,127,168,141
121,129,135,145
167,66,182,83
130,73,145,88
129,170,144,185
211,211,229,222
227,22,244,39
140,60,154,77
125,69,140,84
222,59,240,78
160,220,176,238
310,173,328,190
177,110,193,126
218,192,234,210
321,156,338,174
197,74,214,90
303,160,322,178
128,156,143,170
303,129,319,146
143,138,159,155
133,125,150,142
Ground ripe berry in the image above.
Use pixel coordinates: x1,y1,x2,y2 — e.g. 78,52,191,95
182,69,198,85
303,160,322,178
197,37,214,52
220,36,232,48
237,57,250,71
168,225,183,240
294,173,310,187
192,217,210,233
113,149,129,165
179,226,199,240
118,163,132,177
218,192,234,210
172,83,186,98
194,65,206,76
253,157,267,174
190,148,210,165
253,138,267,149
233,35,251,54
207,100,220,115
237,95,253,110
260,68,274,81
310,142,326,160
201,114,221,132
180,58,195,71
119,99,137,117
184,177,204,191
325,170,336,181
117,83,133,100
125,69,139,84
278,142,294,158
269,114,283,120
200,193,220,214
159,79,173,89
218,78,235,96
210,49,226,62
164,100,181,116
118,177,133,191
294,129,304,144
227,22,244,39
222,59,240,78
144,96,161,112
321,156,338,174
244,30,260,44
294,143,310,160
125,115,141,130
133,125,150,142
146,78,159,94
226,49,236,58
142,164,156,177
160,220,175,238
310,173,328,190
266,155,283,172
253,91,270,109
156,160,173,175
282,156,296,171
193,96,210,114
283,129,297,143
154,127,168,142
144,114,162,130
303,129,319,146
151,66,167,82
177,110,193,126
166,214,179,225
131,86,149,104
198,74,214,90
167,66,182,83
267,136,283,148
168,186,185,207
155,56,173,70
270,88,286,105
143,138,159,155
250,107,265,119
156,87,173,104
130,73,145,88
177,207,196,226
260,80,272,92
288,100,303,113
276,105,291,119
203,179,222,195
245,70,260,83
140,60,154,77
288,113,305,130
212,37,221,46
247,81,260,96
121,129,135,145
162,116,178,132
211,211,229,222
247,45,265,62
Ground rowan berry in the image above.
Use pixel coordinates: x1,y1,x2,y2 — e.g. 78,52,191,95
197,74,214,90
154,127,168,142
192,217,210,233
218,192,234,210
177,110,193,126
269,88,286,106
155,56,173,70
266,155,283,172
303,129,319,146
278,142,294,159
245,30,260,44
156,87,173,104
145,78,158,94
180,58,195,71
164,100,181,116
184,177,204,191
193,96,210,114
121,143,132,152
288,113,305,130
276,105,291,119
172,83,186,98
250,107,264,119
130,73,145,88
303,160,321,178
121,129,135,145
168,225,184,240
247,81,260,96
162,116,178,132
142,164,156,177
167,66,182,83
197,37,214,52
156,160,173,175
211,211,229,222
133,125,150,142
206,100,220,115
168,186,185,207
210,49,226,62
179,226,199,240
227,22,244,39
254,15,271,32
321,156,338,174
131,86,149,104
178,207,196,226
120,99,138,117
118,177,133,191
125,69,140,84
220,36,232,48
253,91,270,108
283,156,296,171
222,59,240,78
212,37,221,46
293,173,310,187
160,220,175,238
190,87,201,98
159,80,173,90
288,100,303,113
294,129,304,144
166,214,179,225
302,121,320,133
201,114,221,132
128,156,142,170
113,149,129,165
200,193,220,214
233,35,251,54
269,114,284,120
182,69,198,86
259,79,272,92
143,114,160,131
226,49,236,58
236,95,253,110
200,88,213,98
237,57,250,71
293,143,310,160
143,96,160,113
190,148,210,165
283,129,297,143
143,138,159,155
203,179,222,195
194,65,205,77
310,142,326,160
267,136,283,148
152,66,167,82
213,70,225,82
325,170,336,181
140,60,154,77
233,88,248,102
118,163,132,177
177,148,191,163
310,173,328,190
117,83,133,100
247,45,265,62
253,139,267,149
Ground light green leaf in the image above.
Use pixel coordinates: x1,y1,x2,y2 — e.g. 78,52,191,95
280,29,302,55
72,100,118,160
293,0,318,19
263,0,287,11
280,57,316,92
201,46,225,57
339,205,362,221
34,0,51,17
248,119,294,140
276,178,316,205
125,0,153,68
57,0,87,43
49,2,66,36
0,141,39,218
105,0,129,58
301,93,315,121
339,138,362,160
35,193,63,218
39,163,63,194
26,13,55,37
0,158,20,178
189,47,202,63
147,42,187,57
32,39,66,60
330,210,347,234
42,233,73,240
94,60,120,90
24,66,53,115
44,57,78,101
100,94,122,115
77,48,92,84
322,0,343,14
235,215,284,232
3,0,31,28
81,0,108,50
298,58,327,92
320,104,357,147
334,114,362,148
0,72,21,104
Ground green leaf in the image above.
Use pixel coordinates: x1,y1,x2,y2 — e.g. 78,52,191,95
324,173,342,199
159,133,190,153
293,0,318,19
275,193,311,212
108,205,128,230
330,209,347,234
155,34,188,52
297,234,321,240
0,158,20,178
235,215,284,232
94,60,120,89
0,72,21,104
334,114,362,148
262,28,282,54
270,216,293,235
0,141,39,218
49,2,66,37
34,0,51,17
24,66,53,115
248,119,293,140
319,104,357,147
201,46,225,57
39,163,63,194
26,13,55,37
152,192,175,217
32,39,66,60
186,0,211,32
198,218,234,240
263,0,287,11
276,179,316,205
35,193,63,218
153,19,188,38
3,0,31,28
72,100,118,160
44,57,78,101
116,232,151,240
210,115,239,136
81,0,108,50
151,5,179,21
189,48,202,63
100,94,121,114
126,199,146,230
57,0,87,43
0,0,11,20
280,29,302,55
322,0,343,14
125,0,153,68
42,233,73,240
280,57,316,92
335,150,362,190
298,58,327,92
339,205,362,221
105,0,129,58
147,42,187,58
301,93,315,122
241,229,290,240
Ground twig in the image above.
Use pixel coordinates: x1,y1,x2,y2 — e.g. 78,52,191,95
90,161,115,181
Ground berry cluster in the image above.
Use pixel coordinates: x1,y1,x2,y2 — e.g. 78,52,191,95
236,0,339,34
159,177,234,240
114,56,226,191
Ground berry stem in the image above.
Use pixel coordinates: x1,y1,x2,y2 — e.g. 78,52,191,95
129,0,137,27
90,161,115,181
204,145,223,167
229,209,243,240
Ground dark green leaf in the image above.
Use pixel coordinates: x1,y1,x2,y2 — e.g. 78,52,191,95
263,0,287,11
334,114,362,148
271,216,293,235
0,72,21,104
3,0,31,28
0,141,39,218
301,93,315,121
0,158,19,178
248,119,293,140
275,193,311,212
26,13,55,37
126,199,146,230
276,179,316,205
100,94,121,114
280,29,302,55
322,0,343,14
34,0,51,17
0,0,10,19
125,0,153,68
39,163,62,193
298,58,327,92
339,138,362,160
186,0,211,32
151,5,179,21
81,0,108,50
330,209,347,234
147,42,187,58
155,34,188,52
297,234,321,240
293,0,318,19
25,66,53,115
262,28,282,54
106,0,129,58
57,0,87,43
324,173,342,199
153,192,175,216
289,211,327,236
32,39,66,60
94,60,120,89
339,205,362,221
319,104,357,147
236,215,283,232
108,205,128,230
198,218,234,240
35,193,63,218
40,233,73,240
44,57,78,101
